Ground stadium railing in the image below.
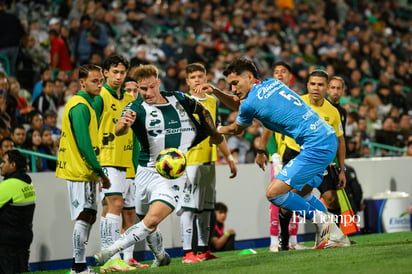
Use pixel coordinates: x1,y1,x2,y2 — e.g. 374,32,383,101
15,147,57,172
362,141,406,157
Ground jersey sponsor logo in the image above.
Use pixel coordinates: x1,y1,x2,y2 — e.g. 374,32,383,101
302,110,314,120
59,147,66,153
150,119,161,127
257,81,280,99
123,143,133,151
310,119,324,131
148,129,162,137
94,146,100,156
57,160,66,169
110,103,117,111
165,127,195,135
102,132,115,145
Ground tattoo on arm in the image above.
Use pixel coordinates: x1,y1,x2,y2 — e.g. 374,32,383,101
194,101,218,136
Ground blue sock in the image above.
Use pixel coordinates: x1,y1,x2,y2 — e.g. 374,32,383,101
303,194,327,212
269,192,316,220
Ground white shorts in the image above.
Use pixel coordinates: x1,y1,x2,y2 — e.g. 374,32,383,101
66,180,98,220
101,167,127,200
134,165,186,216
124,178,136,209
179,164,216,212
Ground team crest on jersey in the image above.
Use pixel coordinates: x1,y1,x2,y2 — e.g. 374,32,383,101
175,102,186,117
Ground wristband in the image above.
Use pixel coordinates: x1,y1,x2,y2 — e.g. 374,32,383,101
224,231,230,237
339,166,347,172
227,154,234,162
256,149,266,154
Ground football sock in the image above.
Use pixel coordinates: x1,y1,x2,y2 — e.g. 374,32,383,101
100,216,107,248
303,194,327,212
197,211,211,247
180,210,194,251
289,217,298,236
73,220,91,263
269,204,280,236
269,192,317,219
289,235,298,246
146,228,165,260
122,233,134,261
105,221,153,257
105,213,121,259
270,235,279,246
279,211,291,250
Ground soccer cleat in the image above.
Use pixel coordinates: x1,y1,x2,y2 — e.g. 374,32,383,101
313,222,333,249
151,252,171,267
93,250,112,266
99,258,136,273
289,243,308,250
197,250,219,261
127,258,149,268
269,244,279,253
328,223,351,247
182,251,201,263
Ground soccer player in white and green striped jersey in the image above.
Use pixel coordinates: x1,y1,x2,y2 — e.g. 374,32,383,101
94,64,224,267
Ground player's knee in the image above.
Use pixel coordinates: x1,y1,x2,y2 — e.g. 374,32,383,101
143,214,162,229
106,195,124,213
322,191,338,208
77,210,97,225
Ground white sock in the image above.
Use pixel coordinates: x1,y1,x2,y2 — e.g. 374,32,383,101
122,234,135,261
180,211,194,251
104,213,121,259
100,216,107,248
197,211,211,247
289,235,297,246
270,236,279,246
105,221,153,258
146,228,165,260
73,220,91,263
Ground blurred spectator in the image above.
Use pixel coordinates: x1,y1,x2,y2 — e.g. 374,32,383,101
210,202,236,252
346,137,361,158
32,67,52,103
23,129,42,172
42,109,61,147
32,80,57,115
0,1,25,76
391,80,408,115
38,128,56,171
404,141,412,157
375,116,405,156
74,14,108,66
361,80,380,109
27,111,43,132
48,29,72,72
344,165,364,214
0,137,13,159
366,106,381,138
398,114,412,143
10,125,26,149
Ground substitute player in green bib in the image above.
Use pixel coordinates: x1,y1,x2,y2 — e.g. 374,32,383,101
56,64,110,273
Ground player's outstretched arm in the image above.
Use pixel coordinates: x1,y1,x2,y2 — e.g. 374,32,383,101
194,101,224,145
193,83,240,111
218,138,237,178
115,110,136,136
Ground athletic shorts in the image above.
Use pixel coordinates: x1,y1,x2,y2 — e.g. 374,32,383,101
66,180,98,220
317,164,339,194
101,167,127,200
179,164,216,212
134,165,186,216
276,135,337,191
124,178,136,209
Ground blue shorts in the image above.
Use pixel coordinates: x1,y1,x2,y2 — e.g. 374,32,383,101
276,134,337,191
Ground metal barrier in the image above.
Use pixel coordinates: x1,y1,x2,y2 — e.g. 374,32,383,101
15,147,57,172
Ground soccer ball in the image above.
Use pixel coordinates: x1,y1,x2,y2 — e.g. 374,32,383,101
155,148,187,179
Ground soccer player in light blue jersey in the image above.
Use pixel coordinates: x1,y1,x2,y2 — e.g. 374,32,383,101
198,58,350,249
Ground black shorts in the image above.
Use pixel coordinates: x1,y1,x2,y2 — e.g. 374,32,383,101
317,165,339,194
282,147,300,165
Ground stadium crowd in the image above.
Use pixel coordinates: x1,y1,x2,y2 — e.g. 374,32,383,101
0,0,412,168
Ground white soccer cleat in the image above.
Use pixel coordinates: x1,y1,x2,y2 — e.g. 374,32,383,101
269,244,279,253
151,252,171,267
93,249,112,266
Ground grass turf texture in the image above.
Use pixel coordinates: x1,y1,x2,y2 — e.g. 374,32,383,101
33,231,412,274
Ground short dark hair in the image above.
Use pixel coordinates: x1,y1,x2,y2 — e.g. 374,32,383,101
308,69,329,82
5,149,27,171
79,64,102,79
223,58,258,79
102,54,130,72
186,63,206,76
273,61,292,73
215,202,228,212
